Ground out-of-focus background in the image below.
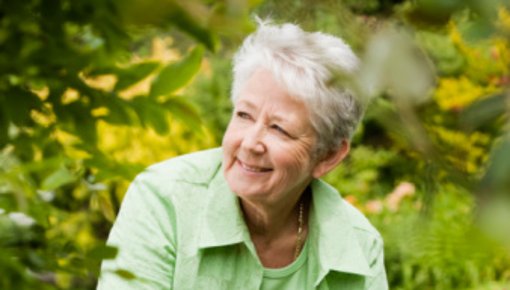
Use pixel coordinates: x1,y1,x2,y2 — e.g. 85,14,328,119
1,0,509,289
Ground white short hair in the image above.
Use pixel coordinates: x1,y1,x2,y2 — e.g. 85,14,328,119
231,20,363,157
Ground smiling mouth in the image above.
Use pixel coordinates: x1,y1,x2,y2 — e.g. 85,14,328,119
237,159,272,173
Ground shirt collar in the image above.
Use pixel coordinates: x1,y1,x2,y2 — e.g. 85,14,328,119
198,162,248,249
309,179,373,285
197,154,372,281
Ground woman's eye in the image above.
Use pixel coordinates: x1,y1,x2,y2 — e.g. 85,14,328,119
271,124,289,136
236,111,251,120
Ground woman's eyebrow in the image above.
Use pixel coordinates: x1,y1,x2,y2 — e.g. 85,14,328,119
271,114,291,124
235,99,256,109
236,99,301,129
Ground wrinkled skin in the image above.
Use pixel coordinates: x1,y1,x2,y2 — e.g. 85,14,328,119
223,68,322,206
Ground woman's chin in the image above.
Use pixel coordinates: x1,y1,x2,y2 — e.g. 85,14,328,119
227,179,268,200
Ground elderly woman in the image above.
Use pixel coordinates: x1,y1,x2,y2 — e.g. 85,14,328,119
97,21,388,290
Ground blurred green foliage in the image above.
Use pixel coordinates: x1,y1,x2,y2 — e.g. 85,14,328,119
0,0,255,288
1,0,510,289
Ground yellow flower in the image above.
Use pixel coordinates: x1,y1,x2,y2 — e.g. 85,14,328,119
448,22,510,83
434,76,497,111
427,125,490,174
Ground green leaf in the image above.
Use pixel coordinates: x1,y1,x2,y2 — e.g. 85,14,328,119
101,96,138,126
482,136,510,190
117,1,216,50
150,46,204,98
41,167,77,190
4,88,42,127
75,117,98,145
416,31,465,76
114,61,160,92
411,0,466,24
460,93,507,130
162,97,202,131
167,7,218,51
458,19,496,42
86,66,119,77
131,97,170,134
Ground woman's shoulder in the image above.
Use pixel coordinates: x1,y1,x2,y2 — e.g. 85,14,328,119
313,179,382,240
125,148,224,203
340,199,382,240
138,147,223,184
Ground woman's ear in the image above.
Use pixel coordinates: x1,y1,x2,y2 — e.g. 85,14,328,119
312,140,350,178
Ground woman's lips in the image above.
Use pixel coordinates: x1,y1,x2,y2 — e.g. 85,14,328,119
237,159,272,173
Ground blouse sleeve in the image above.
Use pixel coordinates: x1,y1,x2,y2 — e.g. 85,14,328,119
96,176,177,290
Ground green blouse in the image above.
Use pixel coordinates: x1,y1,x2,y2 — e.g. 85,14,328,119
97,148,388,290
261,237,309,289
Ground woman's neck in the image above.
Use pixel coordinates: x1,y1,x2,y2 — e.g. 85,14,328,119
240,187,311,268
240,185,311,241
241,196,299,238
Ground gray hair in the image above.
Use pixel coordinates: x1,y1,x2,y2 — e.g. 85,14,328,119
231,20,364,158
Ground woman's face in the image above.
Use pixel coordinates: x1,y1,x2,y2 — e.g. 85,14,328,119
222,69,320,204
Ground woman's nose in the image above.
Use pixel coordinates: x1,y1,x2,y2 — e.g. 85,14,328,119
241,124,266,154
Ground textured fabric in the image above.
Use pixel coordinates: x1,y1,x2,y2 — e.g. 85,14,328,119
261,238,309,289
96,148,388,290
